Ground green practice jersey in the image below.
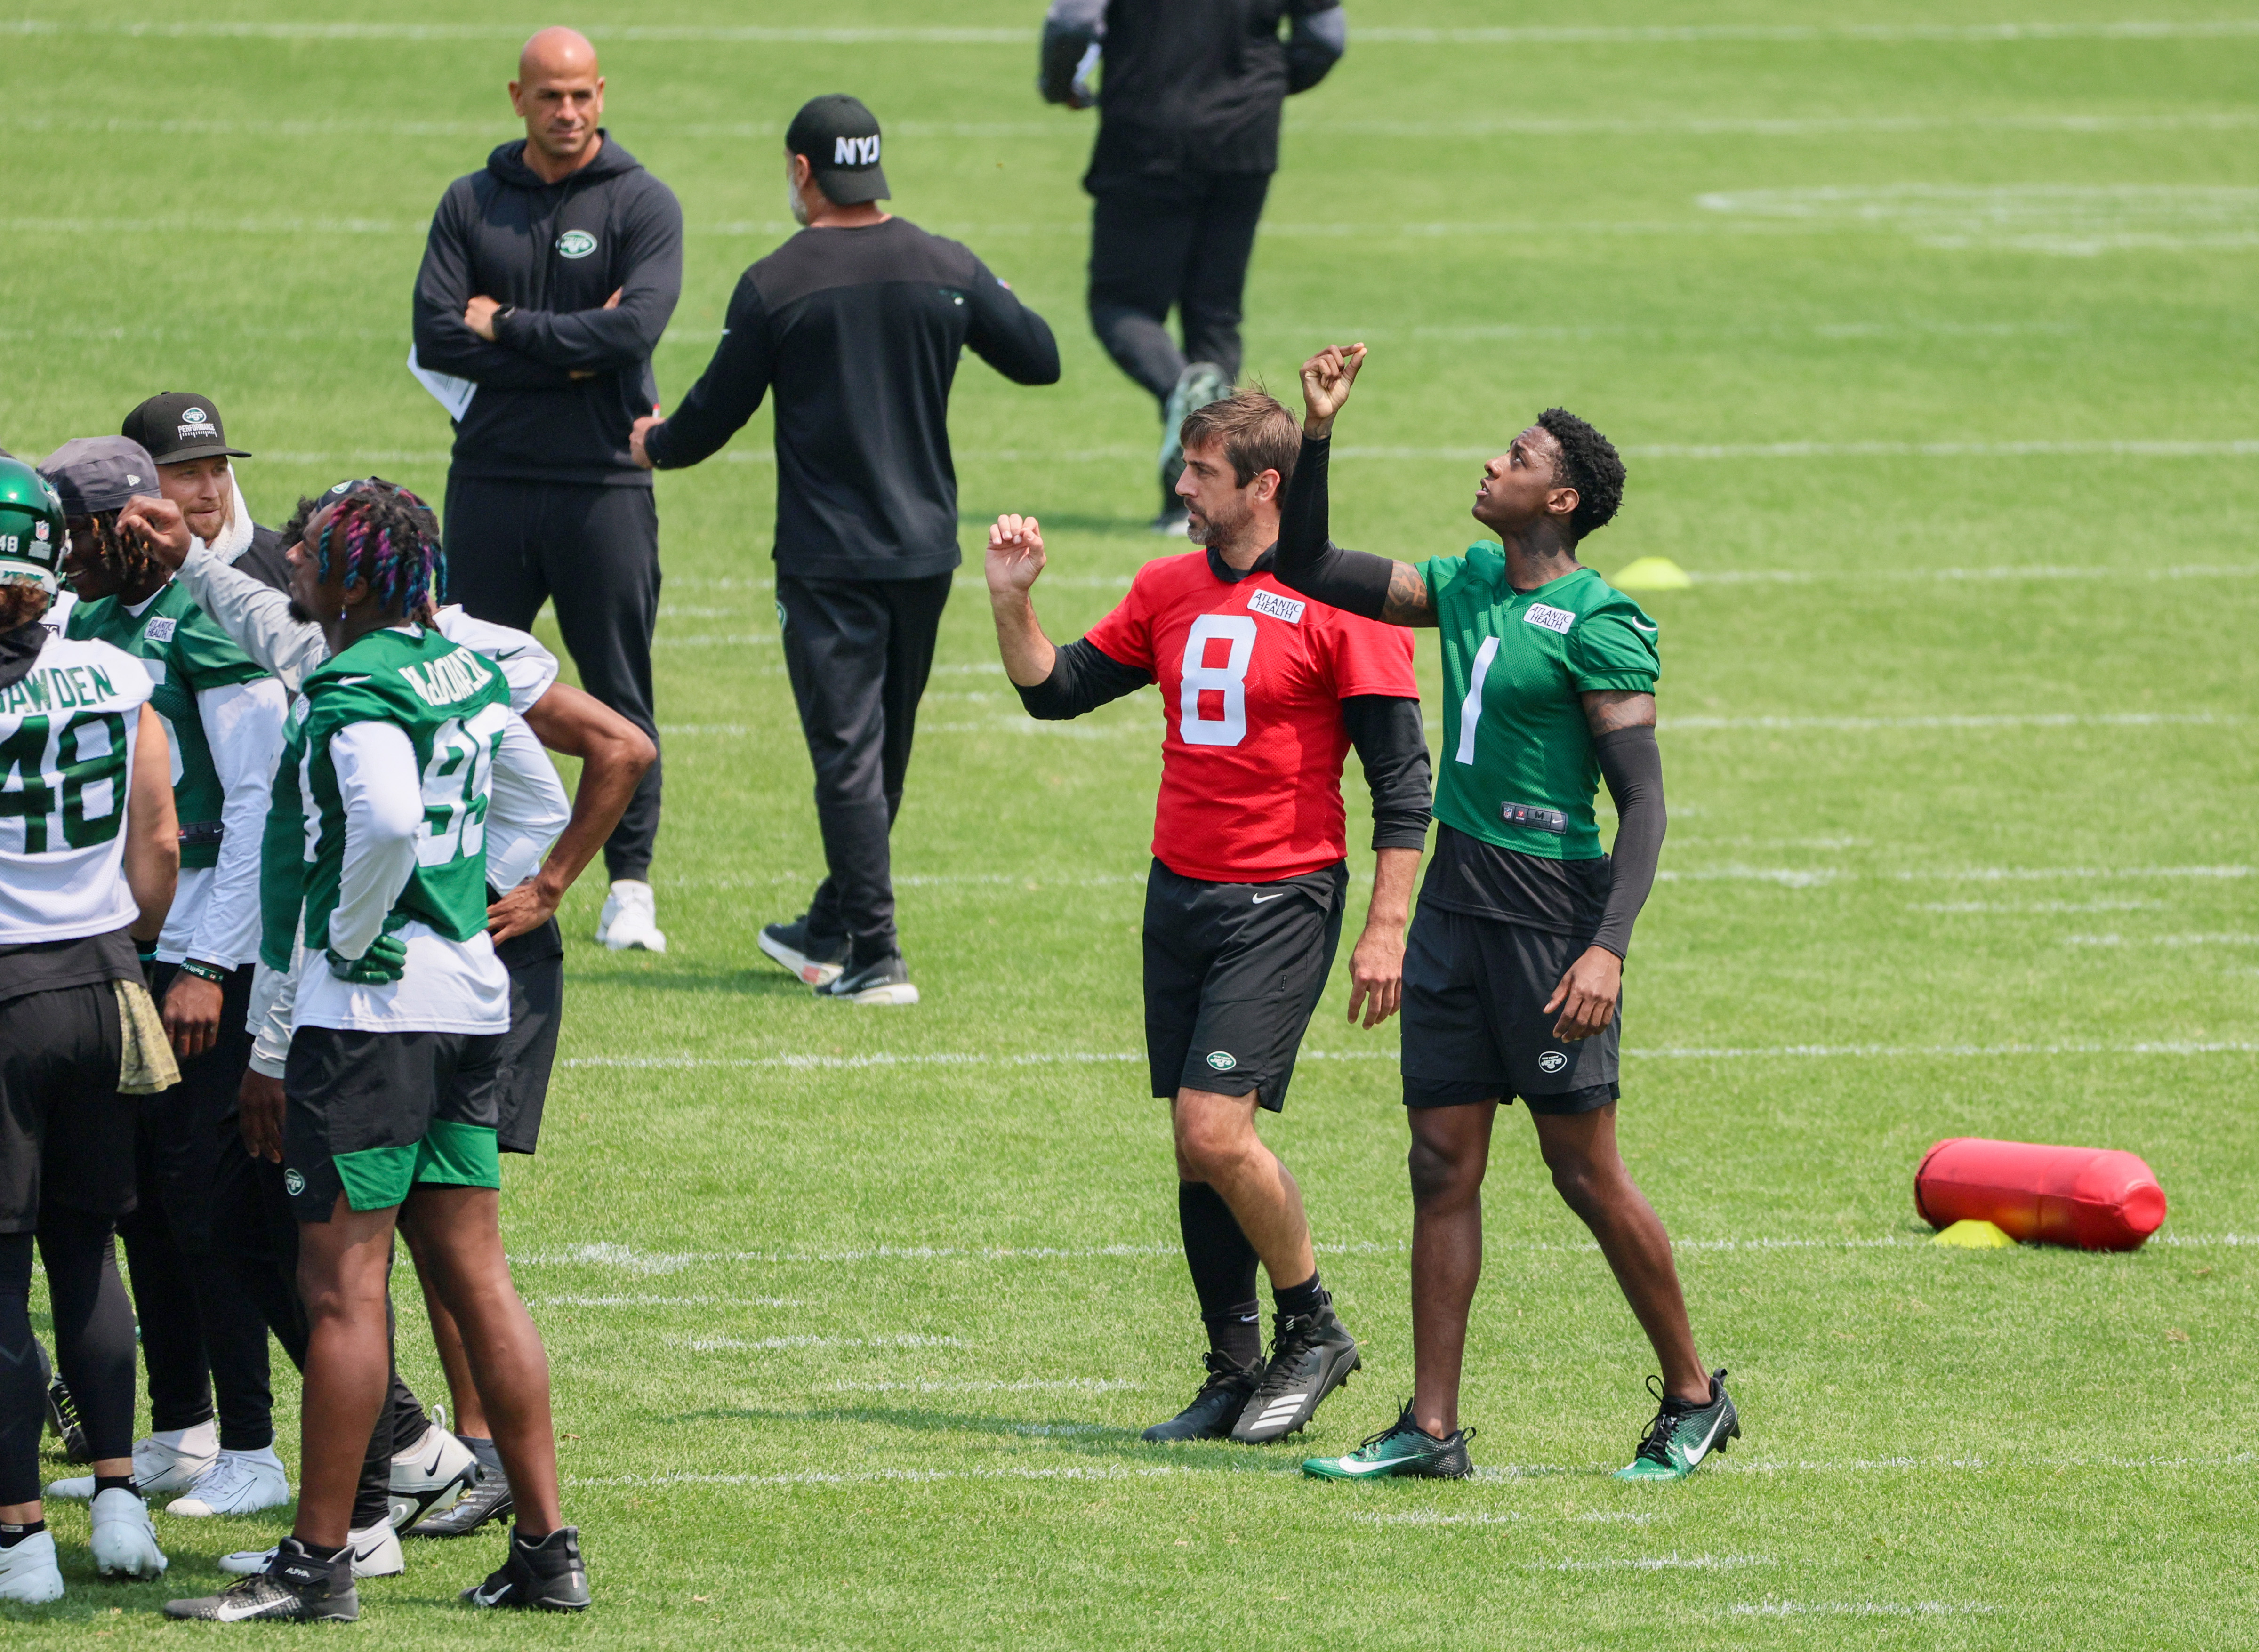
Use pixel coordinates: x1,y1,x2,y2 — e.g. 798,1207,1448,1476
68,578,267,868
297,626,510,952
1424,550,1659,861
260,694,312,972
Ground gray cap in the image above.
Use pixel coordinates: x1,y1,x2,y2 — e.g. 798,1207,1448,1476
39,435,160,517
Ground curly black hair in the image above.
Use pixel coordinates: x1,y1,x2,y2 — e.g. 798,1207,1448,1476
1535,408,1626,541
81,510,161,591
281,478,449,617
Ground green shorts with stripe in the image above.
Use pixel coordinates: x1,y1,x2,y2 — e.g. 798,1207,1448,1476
283,1026,506,1221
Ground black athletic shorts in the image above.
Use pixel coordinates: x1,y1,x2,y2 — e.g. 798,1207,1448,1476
1400,904,1621,1114
283,1027,506,1222
1143,858,1347,1113
0,983,132,1232
493,911,563,1156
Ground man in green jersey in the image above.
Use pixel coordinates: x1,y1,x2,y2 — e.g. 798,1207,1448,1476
1272,345,1736,1484
166,489,584,1623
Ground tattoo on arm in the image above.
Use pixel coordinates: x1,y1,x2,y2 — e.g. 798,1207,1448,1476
1582,690,1657,736
1379,561,1436,627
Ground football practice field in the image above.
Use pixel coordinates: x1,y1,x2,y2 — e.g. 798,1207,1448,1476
6,0,2259,1644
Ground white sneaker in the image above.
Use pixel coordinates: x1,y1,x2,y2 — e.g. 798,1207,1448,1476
47,1431,217,1500
165,1447,292,1517
389,1420,478,1532
0,1530,65,1604
219,1519,400,1579
89,1487,168,1577
596,879,667,952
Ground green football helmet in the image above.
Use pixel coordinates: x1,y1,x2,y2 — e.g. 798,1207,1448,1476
0,455,65,595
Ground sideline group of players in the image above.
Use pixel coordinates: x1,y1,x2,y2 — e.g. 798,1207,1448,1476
0,399,647,1619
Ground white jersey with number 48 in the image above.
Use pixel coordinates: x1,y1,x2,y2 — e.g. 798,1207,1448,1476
0,632,155,945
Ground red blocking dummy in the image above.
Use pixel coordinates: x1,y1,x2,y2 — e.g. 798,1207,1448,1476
1915,1138,2167,1251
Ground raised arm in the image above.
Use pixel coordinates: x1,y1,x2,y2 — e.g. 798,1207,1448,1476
1276,345,1435,627
986,513,1151,719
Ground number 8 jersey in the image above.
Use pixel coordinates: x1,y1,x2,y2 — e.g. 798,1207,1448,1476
1082,547,1419,882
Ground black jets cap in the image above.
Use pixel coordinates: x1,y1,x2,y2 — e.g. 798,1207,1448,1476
121,391,252,466
785,94,889,206
39,436,162,517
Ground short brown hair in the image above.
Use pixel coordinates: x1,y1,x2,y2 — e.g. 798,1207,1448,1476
1180,390,1298,491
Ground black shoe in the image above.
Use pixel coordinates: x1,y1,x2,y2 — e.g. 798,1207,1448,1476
1141,1352,1261,1443
1230,1292,1362,1443
758,914,850,986
463,1525,590,1612
38,1344,91,1465
1302,1402,1476,1480
815,952,919,1006
164,1537,359,1622
410,1467,514,1538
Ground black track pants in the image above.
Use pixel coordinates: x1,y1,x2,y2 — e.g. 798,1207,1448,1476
1087,171,1271,404
36,1207,137,1467
442,475,664,882
776,571,953,962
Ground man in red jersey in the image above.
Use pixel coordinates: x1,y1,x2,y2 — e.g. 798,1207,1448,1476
987,391,1431,1444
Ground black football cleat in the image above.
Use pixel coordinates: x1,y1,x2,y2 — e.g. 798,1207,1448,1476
411,1467,514,1538
758,915,850,986
165,1537,359,1622
1141,1353,1261,1442
462,1525,590,1612
1230,1292,1362,1443
815,952,919,1006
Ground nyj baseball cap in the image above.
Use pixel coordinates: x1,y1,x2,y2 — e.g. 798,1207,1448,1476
786,94,889,206
121,392,252,467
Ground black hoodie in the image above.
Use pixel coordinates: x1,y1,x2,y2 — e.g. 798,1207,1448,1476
411,132,683,487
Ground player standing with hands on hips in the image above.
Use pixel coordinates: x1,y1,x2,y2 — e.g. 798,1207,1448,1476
1277,345,1740,1484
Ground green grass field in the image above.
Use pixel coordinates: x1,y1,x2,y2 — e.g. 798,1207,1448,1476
6,1,2259,1644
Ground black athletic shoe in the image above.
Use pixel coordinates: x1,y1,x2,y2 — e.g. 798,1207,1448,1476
1303,1402,1476,1480
1615,1369,1741,1481
164,1537,359,1622
1230,1293,1362,1443
758,914,850,986
815,952,919,1006
1141,1353,1261,1442
39,1347,91,1465
463,1525,590,1612
410,1468,514,1538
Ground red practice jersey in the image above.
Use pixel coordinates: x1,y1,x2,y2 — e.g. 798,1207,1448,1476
1082,550,1419,883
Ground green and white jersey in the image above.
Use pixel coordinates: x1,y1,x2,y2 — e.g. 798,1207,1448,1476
287,624,512,1035
0,632,154,944
1423,550,1659,861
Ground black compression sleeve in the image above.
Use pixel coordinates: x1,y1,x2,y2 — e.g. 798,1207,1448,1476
1340,695,1433,851
1273,435,1393,620
1592,725,1666,959
1015,637,1151,721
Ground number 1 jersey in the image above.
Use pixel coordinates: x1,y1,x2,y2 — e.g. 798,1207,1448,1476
1082,550,1419,883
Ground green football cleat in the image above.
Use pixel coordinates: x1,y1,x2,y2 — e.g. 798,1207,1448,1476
1614,1369,1740,1481
1302,1403,1473,1481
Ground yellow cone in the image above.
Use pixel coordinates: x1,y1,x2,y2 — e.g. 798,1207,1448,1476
1608,556,1692,592
1932,1219,2015,1249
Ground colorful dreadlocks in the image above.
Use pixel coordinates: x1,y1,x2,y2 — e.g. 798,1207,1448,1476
292,477,450,619
81,510,161,591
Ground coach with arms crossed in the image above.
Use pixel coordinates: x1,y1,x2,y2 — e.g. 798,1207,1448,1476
631,96,1060,1006
413,25,681,954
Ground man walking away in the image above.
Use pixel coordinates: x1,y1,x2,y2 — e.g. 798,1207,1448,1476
122,393,291,591
1040,0,1345,527
412,25,681,953
632,96,1059,1005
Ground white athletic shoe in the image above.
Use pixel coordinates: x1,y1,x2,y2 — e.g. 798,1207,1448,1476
165,1447,292,1517
0,1530,65,1604
389,1420,479,1532
47,1430,217,1500
596,879,667,952
89,1487,168,1577
220,1519,401,1579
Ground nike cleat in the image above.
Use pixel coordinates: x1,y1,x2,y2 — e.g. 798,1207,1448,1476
1302,1403,1474,1480
167,1447,291,1517
1614,1369,1740,1482
88,1487,168,1577
0,1530,65,1604
1230,1292,1361,1444
49,1432,214,1500
758,914,850,986
1141,1353,1260,1443
390,1419,480,1532
221,1519,400,1579
595,879,667,953
38,1345,90,1464
409,1467,513,1538
816,952,920,1006
463,1525,590,1612
168,1537,359,1622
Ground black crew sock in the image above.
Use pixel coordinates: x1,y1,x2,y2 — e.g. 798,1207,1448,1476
460,1435,504,1478
0,1519,45,1548
1273,1271,1326,1322
294,1537,345,1564
92,1474,137,1498
1177,1183,1262,1369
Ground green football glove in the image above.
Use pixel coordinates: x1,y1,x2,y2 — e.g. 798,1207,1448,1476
327,931,409,984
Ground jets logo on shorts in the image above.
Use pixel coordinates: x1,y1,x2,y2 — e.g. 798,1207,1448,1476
557,230,598,259
283,1169,305,1196
1537,1051,1568,1075
1206,1051,1238,1072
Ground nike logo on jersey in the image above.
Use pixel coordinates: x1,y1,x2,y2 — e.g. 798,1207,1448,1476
1251,891,1287,903
1629,618,1658,633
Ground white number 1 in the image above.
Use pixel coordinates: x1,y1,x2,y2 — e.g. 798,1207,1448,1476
1455,634,1499,766
1178,614,1256,747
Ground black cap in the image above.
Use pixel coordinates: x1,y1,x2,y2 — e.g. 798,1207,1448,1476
121,392,252,466
785,94,889,206
39,436,162,517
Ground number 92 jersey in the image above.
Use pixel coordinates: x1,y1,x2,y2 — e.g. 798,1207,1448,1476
1082,549,1418,883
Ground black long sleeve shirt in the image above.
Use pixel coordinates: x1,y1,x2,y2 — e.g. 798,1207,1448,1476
643,218,1061,581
